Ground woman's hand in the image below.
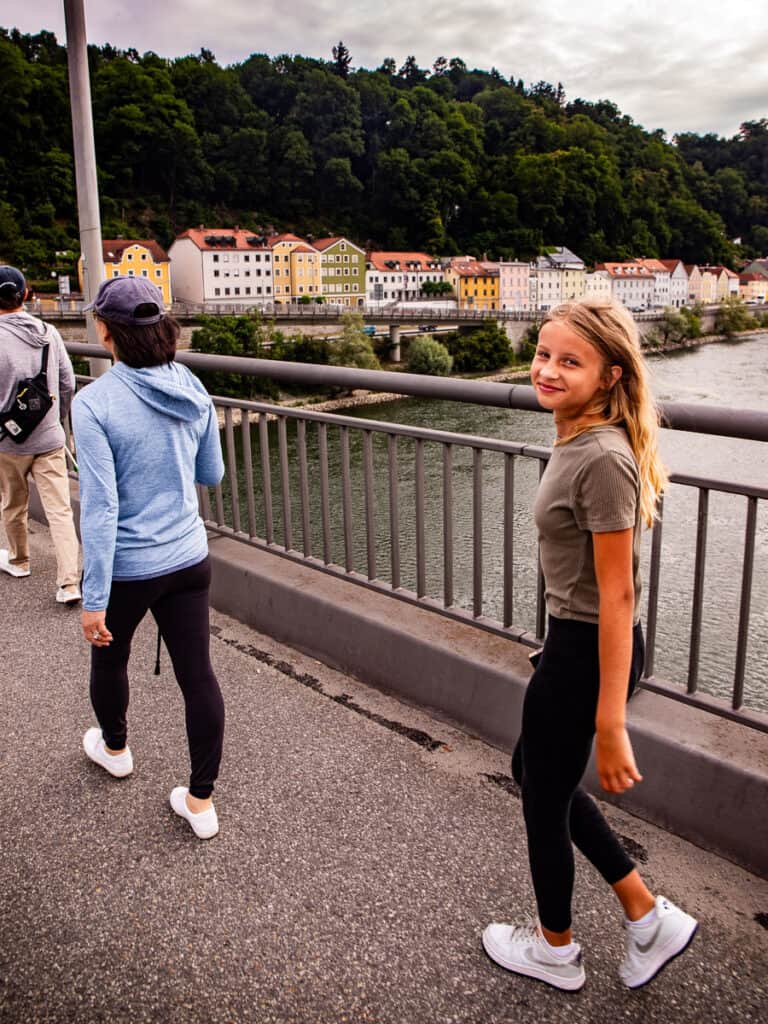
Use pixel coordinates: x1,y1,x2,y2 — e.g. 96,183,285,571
595,724,643,793
81,609,113,647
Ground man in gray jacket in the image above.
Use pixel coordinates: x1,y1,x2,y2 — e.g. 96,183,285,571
0,265,81,602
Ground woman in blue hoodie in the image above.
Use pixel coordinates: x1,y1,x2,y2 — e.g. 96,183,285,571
72,276,226,840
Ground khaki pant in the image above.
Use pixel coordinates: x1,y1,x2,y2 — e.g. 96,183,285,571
0,447,80,587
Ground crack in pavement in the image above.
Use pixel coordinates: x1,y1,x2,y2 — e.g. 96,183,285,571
210,625,447,752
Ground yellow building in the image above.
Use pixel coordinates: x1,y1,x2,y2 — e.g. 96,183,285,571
77,240,172,305
268,233,323,302
446,258,500,311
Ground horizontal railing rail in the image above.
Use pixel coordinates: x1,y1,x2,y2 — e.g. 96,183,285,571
67,347,768,733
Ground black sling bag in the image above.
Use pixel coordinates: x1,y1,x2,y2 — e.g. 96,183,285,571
0,344,54,443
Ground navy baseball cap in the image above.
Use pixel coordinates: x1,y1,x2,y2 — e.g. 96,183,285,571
84,275,165,325
0,265,27,305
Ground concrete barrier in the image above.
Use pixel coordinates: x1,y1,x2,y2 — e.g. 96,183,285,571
205,535,768,879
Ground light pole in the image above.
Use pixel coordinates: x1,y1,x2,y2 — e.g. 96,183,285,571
64,0,109,375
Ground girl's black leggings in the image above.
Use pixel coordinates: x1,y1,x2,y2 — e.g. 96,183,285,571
511,615,645,933
90,556,225,799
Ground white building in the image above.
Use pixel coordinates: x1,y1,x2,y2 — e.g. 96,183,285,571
595,263,655,310
530,247,586,311
659,259,689,307
168,227,273,307
636,259,672,308
583,269,612,300
366,252,445,305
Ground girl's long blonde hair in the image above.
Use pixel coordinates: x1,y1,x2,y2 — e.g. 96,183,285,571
544,296,668,526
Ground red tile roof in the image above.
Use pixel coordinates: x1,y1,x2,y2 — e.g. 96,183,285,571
367,251,440,272
595,262,654,279
174,228,270,251
268,233,306,246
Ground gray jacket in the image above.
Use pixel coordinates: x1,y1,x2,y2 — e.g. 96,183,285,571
0,311,75,455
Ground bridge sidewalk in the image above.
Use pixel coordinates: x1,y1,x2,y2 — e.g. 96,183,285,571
1,522,766,1024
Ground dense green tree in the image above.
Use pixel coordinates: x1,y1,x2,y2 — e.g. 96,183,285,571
1,25,763,273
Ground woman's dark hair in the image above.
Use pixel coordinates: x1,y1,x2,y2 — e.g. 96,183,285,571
99,314,180,368
0,283,26,310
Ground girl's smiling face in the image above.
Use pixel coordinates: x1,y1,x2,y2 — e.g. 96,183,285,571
532,320,621,437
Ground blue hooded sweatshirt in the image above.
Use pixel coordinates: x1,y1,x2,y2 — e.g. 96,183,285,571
71,360,224,610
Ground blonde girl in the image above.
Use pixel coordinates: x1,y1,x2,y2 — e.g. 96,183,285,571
482,297,697,991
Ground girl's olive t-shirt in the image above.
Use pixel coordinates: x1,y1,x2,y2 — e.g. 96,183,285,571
533,425,642,625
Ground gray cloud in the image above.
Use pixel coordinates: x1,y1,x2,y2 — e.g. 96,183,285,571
7,0,767,137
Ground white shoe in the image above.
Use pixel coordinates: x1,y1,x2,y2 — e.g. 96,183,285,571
619,895,698,989
56,584,82,604
0,548,30,578
82,727,134,778
482,920,585,991
170,786,219,839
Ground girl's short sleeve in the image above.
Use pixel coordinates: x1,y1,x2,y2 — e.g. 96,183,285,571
574,449,639,533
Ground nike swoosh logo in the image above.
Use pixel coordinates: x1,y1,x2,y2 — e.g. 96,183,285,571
635,924,661,953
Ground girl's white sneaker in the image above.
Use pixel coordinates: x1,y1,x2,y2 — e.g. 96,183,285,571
482,920,585,991
619,895,698,988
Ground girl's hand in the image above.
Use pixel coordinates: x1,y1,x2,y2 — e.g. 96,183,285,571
595,725,643,793
81,609,113,647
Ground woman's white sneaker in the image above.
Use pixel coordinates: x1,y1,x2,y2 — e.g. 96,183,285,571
170,786,219,839
619,895,698,989
82,727,134,778
482,920,585,991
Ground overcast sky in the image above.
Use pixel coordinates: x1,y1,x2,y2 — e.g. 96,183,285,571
9,1,767,139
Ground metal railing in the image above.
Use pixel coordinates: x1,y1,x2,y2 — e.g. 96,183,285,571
67,345,768,733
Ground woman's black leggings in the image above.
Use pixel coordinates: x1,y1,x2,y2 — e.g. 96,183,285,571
89,556,225,799
511,615,645,933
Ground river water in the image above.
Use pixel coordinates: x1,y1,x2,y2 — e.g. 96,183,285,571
333,334,768,713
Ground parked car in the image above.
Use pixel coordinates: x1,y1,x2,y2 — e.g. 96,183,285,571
362,325,377,336
418,324,438,332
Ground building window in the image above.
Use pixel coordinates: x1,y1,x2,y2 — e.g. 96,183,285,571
224,288,230,295
140,253,147,260
234,287,240,295
112,269,119,277
245,287,251,295
155,269,162,278
243,254,250,262
213,255,219,263
126,253,133,261
142,270,148,278
128,269,134,277
214,288,221,296
214,270,220,278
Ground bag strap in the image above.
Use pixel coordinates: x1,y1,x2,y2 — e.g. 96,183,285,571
39,343,50,380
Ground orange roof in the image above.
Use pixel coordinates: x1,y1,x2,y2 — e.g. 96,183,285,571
635,258,669,273
268,232,306,246
699,265,739,277
659,259,684,272
450,260,499,278
291,245,318,255
312,237,344,251
367,251,440,272
174,227,270,251
101,239,169,262
595,262,654,279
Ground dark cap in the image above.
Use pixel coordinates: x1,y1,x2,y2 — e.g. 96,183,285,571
0,265,27,307
84,276,165,325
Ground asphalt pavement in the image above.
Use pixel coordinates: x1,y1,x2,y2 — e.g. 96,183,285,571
1,521,766,1024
